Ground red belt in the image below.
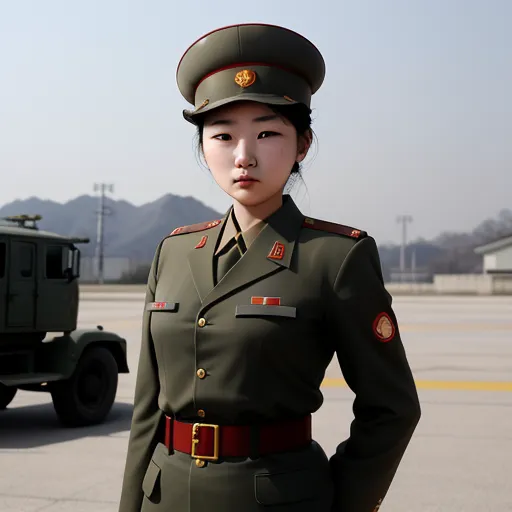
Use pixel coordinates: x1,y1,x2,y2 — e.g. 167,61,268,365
164,415,312,461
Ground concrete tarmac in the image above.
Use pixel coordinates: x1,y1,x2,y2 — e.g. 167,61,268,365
1,294,511,511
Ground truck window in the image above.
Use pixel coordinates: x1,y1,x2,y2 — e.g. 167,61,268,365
19,243,34,278
46,245,66,279
0,242,5,278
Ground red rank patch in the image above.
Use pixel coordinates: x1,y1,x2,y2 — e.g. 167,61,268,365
251,297,281,306
268,241,285,260
195,235,208,249
373,312,395,342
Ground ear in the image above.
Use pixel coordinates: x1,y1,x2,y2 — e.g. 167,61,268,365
296,129,312,163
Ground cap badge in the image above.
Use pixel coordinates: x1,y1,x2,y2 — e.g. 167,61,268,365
234,69,257,88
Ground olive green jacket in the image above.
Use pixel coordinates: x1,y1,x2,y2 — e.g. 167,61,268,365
119,195,421,512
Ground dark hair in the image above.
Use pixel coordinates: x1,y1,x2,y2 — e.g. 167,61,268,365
195,102,314,190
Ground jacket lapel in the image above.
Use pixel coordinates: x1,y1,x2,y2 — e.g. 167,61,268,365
201,195,305,309
187,218,225,303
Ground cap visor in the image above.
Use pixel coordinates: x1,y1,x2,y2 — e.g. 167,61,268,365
183,93,300,124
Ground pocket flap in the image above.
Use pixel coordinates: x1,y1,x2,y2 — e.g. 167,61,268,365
142,460,161,498
235,305,296,318
255,468,318,505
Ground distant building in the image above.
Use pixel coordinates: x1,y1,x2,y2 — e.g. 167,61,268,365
474,235,512,274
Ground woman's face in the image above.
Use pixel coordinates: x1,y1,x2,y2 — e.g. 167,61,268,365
201,101,310,207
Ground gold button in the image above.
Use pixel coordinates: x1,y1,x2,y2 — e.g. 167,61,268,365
197,318,206,327
196,368,206,379
197,409,205,417
195,459,206,468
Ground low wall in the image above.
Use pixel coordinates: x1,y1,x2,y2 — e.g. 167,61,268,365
387,275,512,295
492,275,512,294
432,274,512,295
384,282,435,295
433,274,493,295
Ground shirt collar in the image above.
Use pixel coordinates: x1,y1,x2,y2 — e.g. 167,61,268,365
215,209,266,255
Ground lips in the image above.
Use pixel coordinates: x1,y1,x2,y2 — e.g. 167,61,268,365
234,176,258,183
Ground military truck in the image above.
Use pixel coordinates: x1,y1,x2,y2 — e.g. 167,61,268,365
0,215,129,426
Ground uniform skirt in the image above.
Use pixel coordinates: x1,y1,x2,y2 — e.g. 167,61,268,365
140,440,334,511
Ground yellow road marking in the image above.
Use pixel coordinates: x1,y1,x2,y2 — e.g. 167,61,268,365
321,378,512,392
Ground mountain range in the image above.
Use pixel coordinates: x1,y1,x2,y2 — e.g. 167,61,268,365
0,194,223,261
1,194,511,281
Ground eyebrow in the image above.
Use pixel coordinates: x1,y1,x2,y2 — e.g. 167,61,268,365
207,114,280,126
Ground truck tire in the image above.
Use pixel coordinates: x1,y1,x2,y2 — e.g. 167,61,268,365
51,346,118,427
0,384,17,410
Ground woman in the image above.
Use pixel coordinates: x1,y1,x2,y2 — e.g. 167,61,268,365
119,23,421,512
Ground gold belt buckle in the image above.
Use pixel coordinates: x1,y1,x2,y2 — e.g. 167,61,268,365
191,423,219,461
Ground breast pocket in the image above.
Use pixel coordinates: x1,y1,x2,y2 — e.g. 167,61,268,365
147,301,183,364
235,304,296,318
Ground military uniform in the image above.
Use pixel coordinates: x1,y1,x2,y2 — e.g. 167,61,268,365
119,23,420,512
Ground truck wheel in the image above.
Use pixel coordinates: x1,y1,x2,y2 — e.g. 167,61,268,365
0,384,17,410
51,346,118,427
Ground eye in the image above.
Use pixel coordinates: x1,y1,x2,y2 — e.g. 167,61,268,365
258,131,280,139
212,133,232,141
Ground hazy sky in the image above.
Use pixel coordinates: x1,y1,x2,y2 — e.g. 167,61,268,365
1,0,510,244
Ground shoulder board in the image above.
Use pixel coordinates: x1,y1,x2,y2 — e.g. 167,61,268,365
303,217,367,239
169,219,222,236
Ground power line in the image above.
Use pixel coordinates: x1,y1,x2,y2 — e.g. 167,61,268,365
93,183,114,284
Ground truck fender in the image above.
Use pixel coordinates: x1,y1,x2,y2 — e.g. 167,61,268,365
41,328,129,380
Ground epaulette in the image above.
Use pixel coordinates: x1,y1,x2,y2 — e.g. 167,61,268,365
303,217,367,240
169,219,221,236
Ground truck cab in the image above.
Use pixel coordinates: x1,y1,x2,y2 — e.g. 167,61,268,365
0,215,128,426
0,215,85,338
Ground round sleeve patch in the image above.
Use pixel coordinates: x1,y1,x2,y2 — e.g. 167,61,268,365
373,312,396,342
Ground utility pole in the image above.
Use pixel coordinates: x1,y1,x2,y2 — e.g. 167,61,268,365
411,248,416,283
396,215,413,282
93,183,114,284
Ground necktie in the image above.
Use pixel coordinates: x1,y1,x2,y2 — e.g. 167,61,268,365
216,233,246,283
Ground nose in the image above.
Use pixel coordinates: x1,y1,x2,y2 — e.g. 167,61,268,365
234,139,256,168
